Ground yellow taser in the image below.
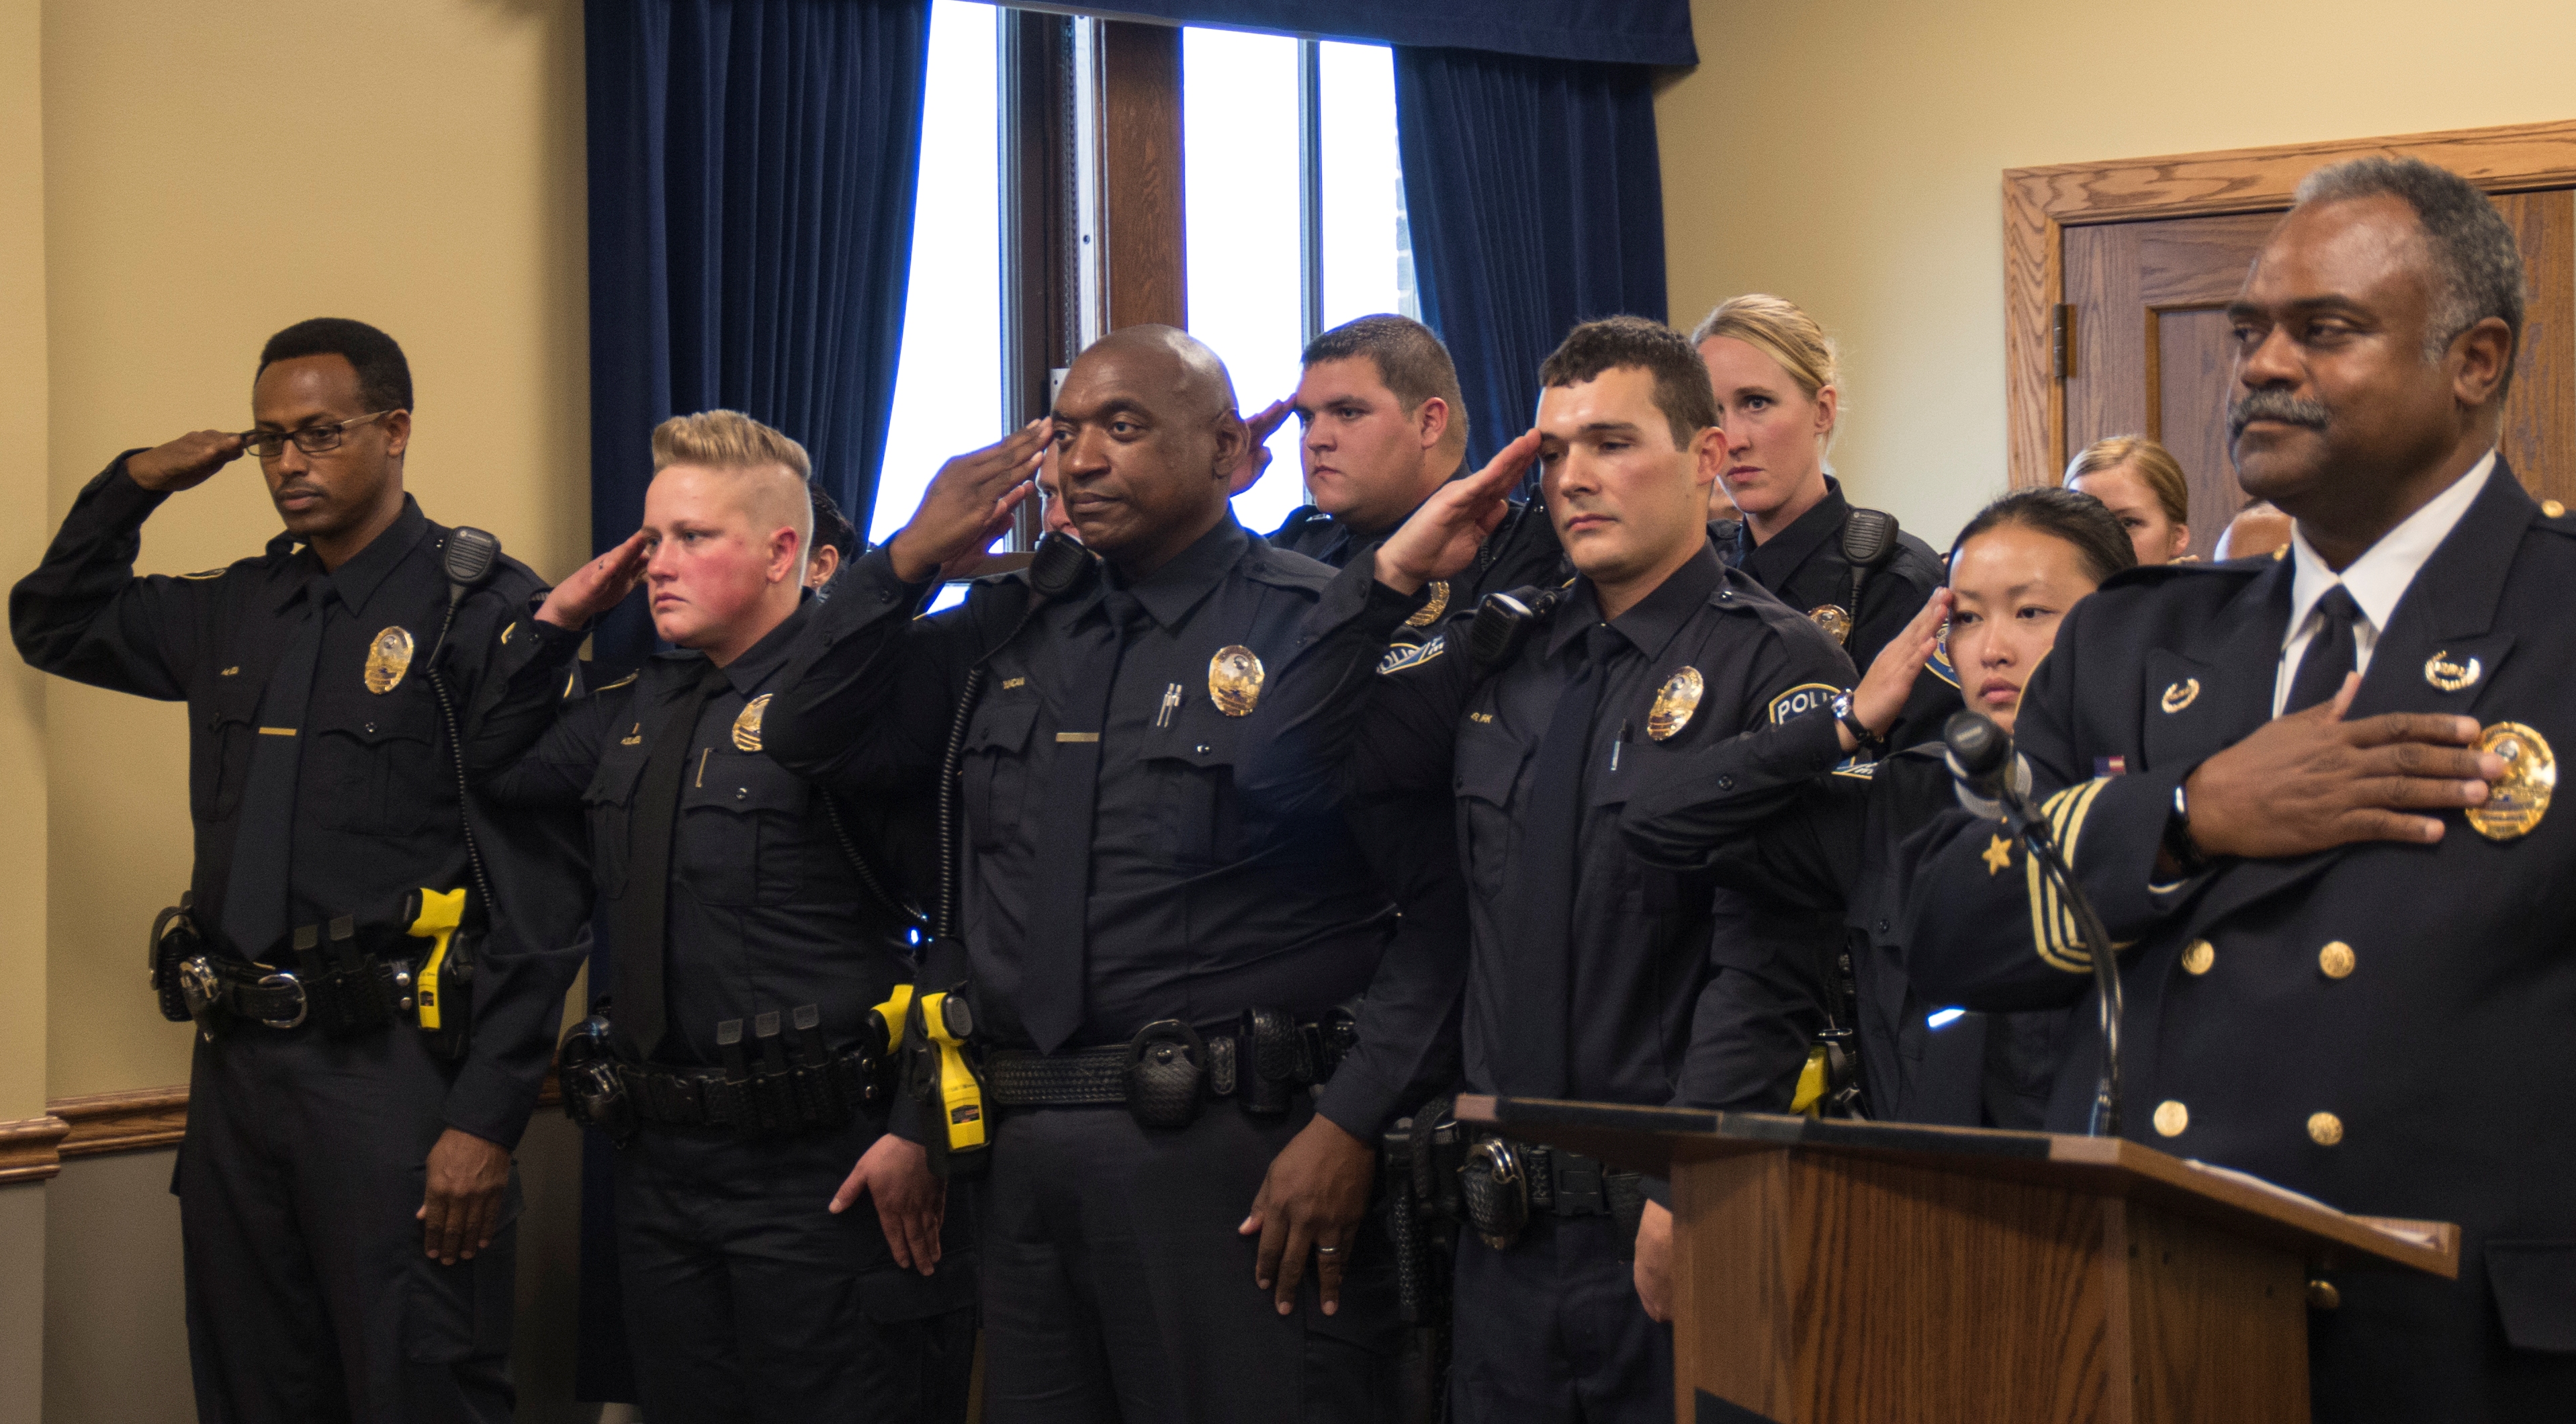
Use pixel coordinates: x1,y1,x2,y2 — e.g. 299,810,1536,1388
918,990,986,1151
407,888,469,1030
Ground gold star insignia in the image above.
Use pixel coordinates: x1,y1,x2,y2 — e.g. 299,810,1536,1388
1982,834,2014,876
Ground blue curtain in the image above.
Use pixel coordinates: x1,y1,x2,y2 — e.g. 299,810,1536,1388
1396,48,1671,474
576,1,931,1400
1016,0,1693,65
586,0,932,670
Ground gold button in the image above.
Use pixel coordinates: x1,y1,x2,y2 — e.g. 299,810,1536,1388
2153,1100,2189,1137
2318,942,2356,979
2307,1279,2341,1310
2546,500,2567,519
2307,1112,2344,1147
2181,940,2214,975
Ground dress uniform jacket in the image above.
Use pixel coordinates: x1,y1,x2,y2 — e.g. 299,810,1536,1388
1716,474,1957,749
9,456,589,1423
1899,462,2576,1420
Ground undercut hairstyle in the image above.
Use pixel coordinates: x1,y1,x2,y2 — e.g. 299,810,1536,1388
1948,486,2137,587
2293,157,2527,395
651,409,815,556
2066,434,2190,529
257,318,414,412
1689,294,1842,447
1537,316,1722,451
1301,314,1471,453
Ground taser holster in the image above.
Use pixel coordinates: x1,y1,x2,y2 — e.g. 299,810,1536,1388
901,938,990,1179
406,887,477,1061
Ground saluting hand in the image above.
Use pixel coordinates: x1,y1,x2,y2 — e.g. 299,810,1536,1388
2179,672,2505,860
1228,398,1296,498
1837,588,1950,754
418,1127,511,1265
124,429,248,494
1370,429,1542,596
885,420,1049,584
1240,1115,1376,1317
535,529,651,630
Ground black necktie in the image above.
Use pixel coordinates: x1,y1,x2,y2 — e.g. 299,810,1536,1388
2285,585,2364,714
613,661,729,1060
220,574,331,959
1022,590,1139,1054
1500,624,1615,1098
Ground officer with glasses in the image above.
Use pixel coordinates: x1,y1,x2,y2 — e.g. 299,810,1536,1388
11,317,587,1423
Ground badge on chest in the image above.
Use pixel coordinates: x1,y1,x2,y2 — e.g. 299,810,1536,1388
2468,721,2554,841
364,627,415,693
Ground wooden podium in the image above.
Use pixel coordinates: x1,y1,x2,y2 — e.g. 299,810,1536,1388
1456,1096,2458,1424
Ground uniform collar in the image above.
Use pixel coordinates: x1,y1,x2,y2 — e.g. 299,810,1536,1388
1549,540,1724,661
268,496,431,614
1738,474,1849,588
701,600,811,696
2284,449,2494,649
1107,513,1248,630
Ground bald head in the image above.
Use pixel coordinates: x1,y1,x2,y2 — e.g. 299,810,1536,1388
1077,324,1240,423
1051,325,1250,576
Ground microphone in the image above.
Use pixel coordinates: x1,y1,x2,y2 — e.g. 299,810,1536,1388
1941,710,2125,1139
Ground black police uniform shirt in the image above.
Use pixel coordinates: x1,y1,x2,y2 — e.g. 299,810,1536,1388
762,515,1441,1139
1623,746,2068,1128
9,457,588,1148
1898,459,2576,1419
1270,488,1566,646
465,600,926,1074
1353,543,1857,1126
1716,473,1957,746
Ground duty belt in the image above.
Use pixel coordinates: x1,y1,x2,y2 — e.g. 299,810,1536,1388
176,950,418,1034
1458,1136,1650,1256
615,1049,877,1136
985,1008,1354,1128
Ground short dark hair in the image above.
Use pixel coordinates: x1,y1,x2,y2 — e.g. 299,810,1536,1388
1537,316,1720,450
2293,157,2527,396
1301,314,1470,452
1948,487,2137,586
257,318,414,412
808,480,860,568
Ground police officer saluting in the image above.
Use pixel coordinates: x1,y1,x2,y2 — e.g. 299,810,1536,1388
10,318,588,1421
1900,158,2576,1419
465,412,973,1421
1353,317,1856,1423
765,324,1460,1421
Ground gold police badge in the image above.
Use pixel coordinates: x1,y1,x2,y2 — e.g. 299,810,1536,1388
1646,666,1704,741
1403,580,1450,629
364,627,415,694
1808,604,1854,644
1208,646,1265,717
2467,721,2555,842
731,693,771,752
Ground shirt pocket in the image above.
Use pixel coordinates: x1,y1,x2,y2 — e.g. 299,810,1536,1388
1139,710,1246,869
963,697,1039,851
306,684,446,837
189,672,265,823
582,750,647,900
1452,721,1529,909
680,749,812,907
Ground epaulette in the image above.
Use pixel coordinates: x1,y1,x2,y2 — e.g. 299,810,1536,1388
1244,542,1337,592
2531,496,2576,536
593,670,640,692
2097,558,2264,592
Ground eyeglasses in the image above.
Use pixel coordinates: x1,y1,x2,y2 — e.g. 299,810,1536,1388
238,410,396,459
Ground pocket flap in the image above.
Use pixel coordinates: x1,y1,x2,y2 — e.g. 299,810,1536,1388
683,751,811,816
1453,723,1528,807
2487,1239,2576,1353
582,752,646,808
965,698,1038,754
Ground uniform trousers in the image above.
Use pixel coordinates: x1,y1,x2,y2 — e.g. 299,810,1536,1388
177,1021,516,1424
611,1108,978,1423
980,1099,1405,1423
1449,1214,1671,1424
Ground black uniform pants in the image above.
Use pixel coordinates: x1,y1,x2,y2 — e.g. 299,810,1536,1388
177,1022,515,1424
1449,1214,1671,1424
980,1100,1404,1423
612,1110,977,1424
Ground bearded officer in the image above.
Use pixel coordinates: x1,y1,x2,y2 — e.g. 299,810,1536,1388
9,317,586,1421
1899,157,2576,1419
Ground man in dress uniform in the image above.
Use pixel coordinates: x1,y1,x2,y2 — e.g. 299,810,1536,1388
10,318,588,1421
1900,157,2576,1419
464,411,973,1421
1353,316,1856,1423
763,324,1460,1423
1268,314,1564,619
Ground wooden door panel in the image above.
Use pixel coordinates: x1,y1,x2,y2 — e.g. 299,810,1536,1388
2497,189,2574,498
2151,306,2243,556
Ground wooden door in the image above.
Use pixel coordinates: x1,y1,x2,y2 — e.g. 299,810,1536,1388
2058,192,2576,558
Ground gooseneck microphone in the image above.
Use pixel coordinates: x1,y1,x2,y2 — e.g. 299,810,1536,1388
1942,710,2125,1139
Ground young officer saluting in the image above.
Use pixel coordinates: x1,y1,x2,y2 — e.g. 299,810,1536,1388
465,412,973,1422
1352,316,1857,1423
10,318,588,1422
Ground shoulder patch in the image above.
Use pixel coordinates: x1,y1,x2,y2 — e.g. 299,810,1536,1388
1769,682,1842,725
1926,639,1960,689
1830,756,1878,780
1378,634,1446,676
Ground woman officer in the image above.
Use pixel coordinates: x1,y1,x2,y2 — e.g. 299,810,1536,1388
2066,434,2193,566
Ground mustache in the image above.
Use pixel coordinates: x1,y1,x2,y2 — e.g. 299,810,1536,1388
2227,390,2329,442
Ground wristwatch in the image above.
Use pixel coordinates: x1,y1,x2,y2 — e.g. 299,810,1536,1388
2162,780,2214,877
1832,692,1887,760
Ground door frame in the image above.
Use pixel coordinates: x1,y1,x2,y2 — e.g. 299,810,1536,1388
2004,118,2576,488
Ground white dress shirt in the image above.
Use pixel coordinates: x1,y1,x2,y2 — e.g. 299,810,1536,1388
2272,449,2497,717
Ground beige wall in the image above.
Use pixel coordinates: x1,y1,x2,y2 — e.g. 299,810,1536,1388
1655,0,2576,549
38,0,591,1097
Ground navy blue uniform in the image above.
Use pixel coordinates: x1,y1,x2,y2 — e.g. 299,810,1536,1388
1898,465,2576,1420
11,457,589,1423
468,601,975,1423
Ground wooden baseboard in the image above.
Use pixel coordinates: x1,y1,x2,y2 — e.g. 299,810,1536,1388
0,1115,72,1184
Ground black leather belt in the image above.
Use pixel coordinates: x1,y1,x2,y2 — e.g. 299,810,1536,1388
1458,1134,1650,1255
183,953,416,1032
615,1049,877,1135
1515,1142,1644,1219
986,1009,1349,1110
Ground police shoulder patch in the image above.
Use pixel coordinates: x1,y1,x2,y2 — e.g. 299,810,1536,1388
1768,682,1842,725
1829,756,1878,780
1378,634,1446,676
